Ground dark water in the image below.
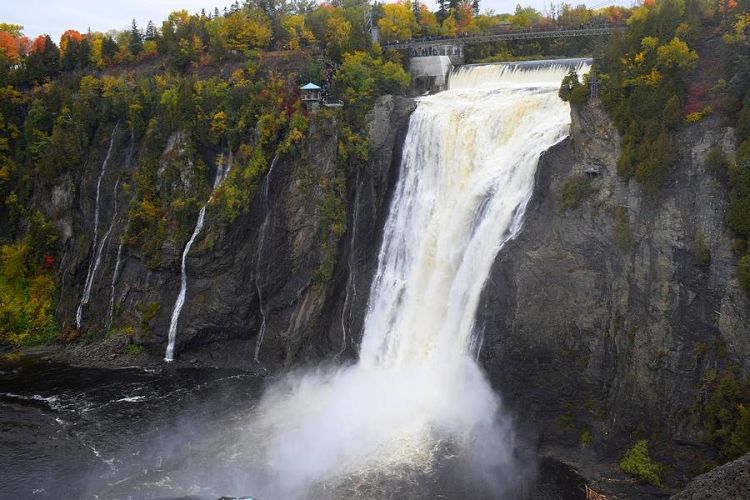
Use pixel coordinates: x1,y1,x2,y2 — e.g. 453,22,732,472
0,355,585,499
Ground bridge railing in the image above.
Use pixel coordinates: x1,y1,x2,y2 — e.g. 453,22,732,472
381,24,627,51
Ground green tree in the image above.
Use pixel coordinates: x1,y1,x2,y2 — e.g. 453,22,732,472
129,19,144,56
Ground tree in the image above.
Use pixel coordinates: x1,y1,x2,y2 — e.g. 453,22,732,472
129,19,143,56
325,16,352,56
101,36,119,63
437,0,448,24
24,35,60,83
145,21,157,40
448,0,461,17
378,2,417,42
472,0,480,17
656,37,698,71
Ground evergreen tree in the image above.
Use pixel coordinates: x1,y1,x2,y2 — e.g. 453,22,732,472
412,0,422,28
129,19,143,55
144,20,157,41
448,0,460,16
437,0,448,24
472,0,480,16
214,7,221,17
102,36,119,62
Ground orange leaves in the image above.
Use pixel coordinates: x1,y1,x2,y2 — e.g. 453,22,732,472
59,29,83,56
31,35,47,53
719,0,738,13
0,31,20,61
0,30,30,62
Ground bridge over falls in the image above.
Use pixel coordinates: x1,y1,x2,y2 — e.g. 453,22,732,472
387,24,626,93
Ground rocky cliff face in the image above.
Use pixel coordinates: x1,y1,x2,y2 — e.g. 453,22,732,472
49,96,415,370
479,99,750,492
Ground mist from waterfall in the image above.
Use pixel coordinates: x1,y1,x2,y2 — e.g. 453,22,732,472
223,60,588,498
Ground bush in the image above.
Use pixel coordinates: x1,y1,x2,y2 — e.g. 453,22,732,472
614,206,631,250
704,370,750,459
739,255,750,293
705,146,729,175
124,343,144,356
580,430,593,447
620,440,662,486
560,176,592,211
695,231,711,267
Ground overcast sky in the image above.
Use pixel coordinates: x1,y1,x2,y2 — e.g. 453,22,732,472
1,0,627,42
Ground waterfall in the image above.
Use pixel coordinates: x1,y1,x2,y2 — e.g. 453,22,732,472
236,60,588,498
107,241,124,330
338,170,363,357
76,123,119,329
164,152,232,362
252,154,279,364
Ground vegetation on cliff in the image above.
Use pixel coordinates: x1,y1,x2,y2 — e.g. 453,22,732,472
0,1,412,345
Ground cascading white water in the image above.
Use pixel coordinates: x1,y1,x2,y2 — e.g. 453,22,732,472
253,154,279,364
338,171,362,358
107,241,124,330
164,152,232,362
232,60,589,498
76,123,119,329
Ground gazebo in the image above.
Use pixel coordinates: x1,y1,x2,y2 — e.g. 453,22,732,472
300,82,322,108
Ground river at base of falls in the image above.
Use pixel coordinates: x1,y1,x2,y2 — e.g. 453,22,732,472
0,355,585,499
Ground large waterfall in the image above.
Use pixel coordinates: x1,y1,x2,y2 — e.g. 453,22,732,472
230,60,588,498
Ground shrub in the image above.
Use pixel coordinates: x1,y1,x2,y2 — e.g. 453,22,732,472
614,206,631,250
695,231,711,267
704,370,750,459
560,176,592,211
124,343,144,356
580,430,593,447
738,255,750,293
704,146,729,175
620,440,662,486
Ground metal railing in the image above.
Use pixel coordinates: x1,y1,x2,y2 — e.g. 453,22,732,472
381,25,626,51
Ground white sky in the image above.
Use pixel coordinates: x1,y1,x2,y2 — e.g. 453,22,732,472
0,0,628,42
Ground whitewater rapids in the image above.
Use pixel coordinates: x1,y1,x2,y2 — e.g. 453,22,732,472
227,60,589,498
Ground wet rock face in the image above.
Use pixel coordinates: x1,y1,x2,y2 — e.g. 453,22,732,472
50,96,416,370
479,99,750,487
671,452,750,499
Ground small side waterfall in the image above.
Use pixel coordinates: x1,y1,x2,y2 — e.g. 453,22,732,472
164,152,232,362
76,123,119,329
107,241,124,330
238,60,589,498
338,170,363,357
252,154,279,364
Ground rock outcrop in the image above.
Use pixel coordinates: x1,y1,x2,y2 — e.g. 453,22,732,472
671,452,750,499
479,98,750,491
51,95,416,370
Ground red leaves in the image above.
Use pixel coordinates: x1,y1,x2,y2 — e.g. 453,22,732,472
42,252,56,269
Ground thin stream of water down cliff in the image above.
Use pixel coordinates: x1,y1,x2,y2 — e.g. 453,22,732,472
235,60,589,498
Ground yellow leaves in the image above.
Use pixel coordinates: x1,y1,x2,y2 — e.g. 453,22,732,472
1,242,27,281
220,10,272,51
0,242,56,346
641,36,659,51
656,37,698,70
325,16,352,51
642,68,662,86
283,14,316,50
724,13,750,45
211,110,227,135
378,2,417,42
